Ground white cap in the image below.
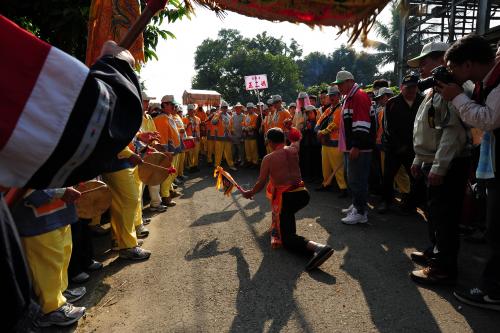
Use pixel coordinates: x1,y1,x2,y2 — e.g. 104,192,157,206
305,105,316,112
141,91,155,101
331,70,354,84
161,95,177,104
407,42,450,67
220,100,229,108
374,87,394,99
246,102,256,109
266,98,274,105
272,95,282,103
289,102,297,107
234,102,243,107
327,85,340,95
187,104,196,110
297,92,308,99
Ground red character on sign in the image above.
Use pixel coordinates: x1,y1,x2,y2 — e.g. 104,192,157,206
248,82,254,89
261,80,267,88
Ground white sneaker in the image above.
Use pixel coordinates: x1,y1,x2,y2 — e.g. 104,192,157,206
229,166,238,171
341,204,354,214
341,208,368,225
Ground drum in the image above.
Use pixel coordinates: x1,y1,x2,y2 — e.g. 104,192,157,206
183,136,196,150
75,180,111,219
138,151,173,186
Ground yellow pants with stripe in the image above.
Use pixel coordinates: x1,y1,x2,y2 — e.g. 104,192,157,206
380,151,410,194
244,139,259,164
200,137,207,155
188,141,200,167
102,167,140,249
177,152,186,177
22,225,72,314
321,146,347,190
160,154,180,197
133,167,144,227
214,140,234,167
207,139,215,163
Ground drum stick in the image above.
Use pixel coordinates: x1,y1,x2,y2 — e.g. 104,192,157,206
79,185,108,195
142,161,172,172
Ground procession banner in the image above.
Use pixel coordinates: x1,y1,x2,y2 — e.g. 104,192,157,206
86,0,145,66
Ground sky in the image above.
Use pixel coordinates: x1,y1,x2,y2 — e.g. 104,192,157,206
140,4,393,103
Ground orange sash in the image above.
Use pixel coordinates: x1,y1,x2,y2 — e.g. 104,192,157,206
266,180,305,248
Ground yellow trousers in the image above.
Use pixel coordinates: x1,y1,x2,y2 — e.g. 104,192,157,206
133,167,144,227
214,140,234,167
207,139,215,163
321,146,347,190
188,142,200,167
102,167,140,249
200,137,207,155
160,154,180,197
177,152,186,177
244,139,259,165
22,225,72,314
380,151,410,194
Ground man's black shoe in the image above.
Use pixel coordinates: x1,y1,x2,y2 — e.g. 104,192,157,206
410,266,456,286
337,189,348,198
315,186,329,192
454,287,500,311
306,246,334,271
410,250,431,266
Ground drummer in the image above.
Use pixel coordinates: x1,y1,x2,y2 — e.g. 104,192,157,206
154,95,182,207
11,187,87,326
174,105,188,184
184,104,201,172
139,92,168,213
242,102,259,168
195,106,208,160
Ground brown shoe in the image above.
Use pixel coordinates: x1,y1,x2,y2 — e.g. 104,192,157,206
170,190,181,198
410,266,456,285
162,196,177,207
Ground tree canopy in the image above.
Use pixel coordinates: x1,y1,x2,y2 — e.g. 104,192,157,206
193,29,383,104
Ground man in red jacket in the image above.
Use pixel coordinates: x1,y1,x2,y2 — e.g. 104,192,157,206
332,71,376,224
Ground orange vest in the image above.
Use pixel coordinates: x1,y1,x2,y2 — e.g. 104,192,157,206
212,111,232,140
271,109,291,129
154,113,181,150
243,113,258,140
183,115,201,138
376,107,384,146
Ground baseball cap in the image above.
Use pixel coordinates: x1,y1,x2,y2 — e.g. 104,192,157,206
289,102,297,108
161,95,178,104
407,42,449,67
331,70,354,84
402,73,419,86
246,102,256,109
234,102,243,107
374,87,394,99
305,105,316,112
272,95,282,103
187,104,196,111
266,98,274,105
327,85,340,96
220,100,229,108
297,92,308,99
141,91,155,101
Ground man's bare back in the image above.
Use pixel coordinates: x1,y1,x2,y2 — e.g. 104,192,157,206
259,142,302,187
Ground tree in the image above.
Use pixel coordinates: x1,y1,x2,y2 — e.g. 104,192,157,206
373,0,435,78
1,0,190,62
192,29,303,104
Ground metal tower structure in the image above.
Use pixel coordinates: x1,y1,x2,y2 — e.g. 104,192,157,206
397,0,500,82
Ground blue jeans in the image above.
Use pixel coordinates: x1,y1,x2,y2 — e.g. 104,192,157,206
344,152,372,214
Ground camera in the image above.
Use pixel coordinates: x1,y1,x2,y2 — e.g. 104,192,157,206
417,65,454,91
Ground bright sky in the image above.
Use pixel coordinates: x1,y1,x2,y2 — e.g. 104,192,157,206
140,4,393,103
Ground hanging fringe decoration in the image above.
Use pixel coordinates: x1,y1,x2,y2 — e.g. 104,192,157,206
189,0,390,45
213,166,243,196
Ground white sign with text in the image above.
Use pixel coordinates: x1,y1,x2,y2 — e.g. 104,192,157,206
244,74,268,91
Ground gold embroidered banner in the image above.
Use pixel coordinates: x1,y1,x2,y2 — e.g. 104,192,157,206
86,0,145,66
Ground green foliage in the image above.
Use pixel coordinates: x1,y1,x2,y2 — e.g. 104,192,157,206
0,0,190,63
192,29,303,104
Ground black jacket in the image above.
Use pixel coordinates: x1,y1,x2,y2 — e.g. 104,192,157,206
382,93,424,154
